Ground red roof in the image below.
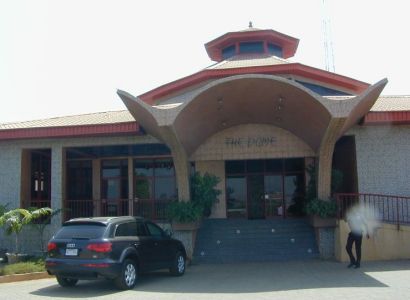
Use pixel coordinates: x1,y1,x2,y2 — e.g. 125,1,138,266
139,64,370,104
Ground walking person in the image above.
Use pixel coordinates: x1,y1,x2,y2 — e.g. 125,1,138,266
345,208,369,269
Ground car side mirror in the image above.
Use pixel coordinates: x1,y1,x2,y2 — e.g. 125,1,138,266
164,228,173,237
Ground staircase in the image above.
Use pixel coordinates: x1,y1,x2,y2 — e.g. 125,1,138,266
193,218,319,264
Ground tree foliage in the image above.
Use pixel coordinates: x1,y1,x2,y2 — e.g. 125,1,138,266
0,207,52,253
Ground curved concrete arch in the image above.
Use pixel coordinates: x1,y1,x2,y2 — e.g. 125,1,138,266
117,89,162,140
173,75,334,155
177,74,334,115
339,78,388,137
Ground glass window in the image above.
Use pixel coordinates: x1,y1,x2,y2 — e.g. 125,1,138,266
155,177,177,201
115,222,137,237
267,43,283,57
134,158,176,220
284,174,304,213
102,179,120,199
30,149,51,205
239,41,264,54
222,44,236,59
67,160,92,200
247,160,264,173
102,159,128,200
135,178,152,199
265,159,283,173
226,160,245,174
284,158,304,172
146,222,164,237
56,225,106,239
226,176,247,217
136,222,148,236
154,159,174,176
134,160,154,176
102,160,122,177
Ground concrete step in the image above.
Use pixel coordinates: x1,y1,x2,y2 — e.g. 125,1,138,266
193,218,319,264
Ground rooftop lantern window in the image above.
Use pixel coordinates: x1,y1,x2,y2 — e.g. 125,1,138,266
205,23,298,62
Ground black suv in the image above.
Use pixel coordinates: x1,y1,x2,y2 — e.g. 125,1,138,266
45,216,186,289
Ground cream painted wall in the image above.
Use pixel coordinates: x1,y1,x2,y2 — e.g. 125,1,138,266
335,220,410,262
191,124,315,161
195,161,226,219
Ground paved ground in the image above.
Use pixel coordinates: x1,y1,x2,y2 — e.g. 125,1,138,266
1,259,410,300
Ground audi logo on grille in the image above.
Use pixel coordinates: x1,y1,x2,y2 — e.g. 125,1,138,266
66,243,76,248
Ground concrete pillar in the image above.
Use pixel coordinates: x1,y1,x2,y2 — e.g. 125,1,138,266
92,159,101,216
51,145,64,227
158,126,191,201
317,118,346,200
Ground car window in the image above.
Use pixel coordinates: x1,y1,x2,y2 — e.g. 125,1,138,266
55,225,106,239
146,222,164,238
136,222,148,236
115,222,137,237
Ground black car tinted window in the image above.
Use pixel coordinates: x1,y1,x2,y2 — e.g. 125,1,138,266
136,222,148,236
146,222,164,237
55,225,106,239
115,222,137,237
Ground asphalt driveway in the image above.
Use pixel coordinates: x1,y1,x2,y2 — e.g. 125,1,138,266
1,259,410,300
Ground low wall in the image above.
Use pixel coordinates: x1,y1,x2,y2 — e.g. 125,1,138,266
335,220,410,261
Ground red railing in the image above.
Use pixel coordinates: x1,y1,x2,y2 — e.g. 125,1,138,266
64,199,171,221
335,193,410,228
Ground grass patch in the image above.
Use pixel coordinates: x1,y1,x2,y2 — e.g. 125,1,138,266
0,258,45,276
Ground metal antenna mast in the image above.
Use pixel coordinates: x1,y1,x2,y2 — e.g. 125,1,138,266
321,0,335,72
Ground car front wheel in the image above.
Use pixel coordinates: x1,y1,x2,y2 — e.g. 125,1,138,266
170,251,185,276
56,276,78,287
114,259,137,290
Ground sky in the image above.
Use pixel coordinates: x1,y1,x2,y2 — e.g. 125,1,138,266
0,0,409,123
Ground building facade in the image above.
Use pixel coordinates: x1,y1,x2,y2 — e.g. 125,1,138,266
1,26,409,259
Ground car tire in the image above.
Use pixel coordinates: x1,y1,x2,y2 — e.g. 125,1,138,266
114,259,138,290
170,251,185,276
56,276,78,287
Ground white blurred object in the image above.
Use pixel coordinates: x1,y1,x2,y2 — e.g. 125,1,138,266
346,204,381,237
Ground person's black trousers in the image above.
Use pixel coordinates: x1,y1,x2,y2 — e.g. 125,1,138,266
346,232,363,265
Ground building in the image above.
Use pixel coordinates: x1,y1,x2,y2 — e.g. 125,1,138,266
1,25,410,261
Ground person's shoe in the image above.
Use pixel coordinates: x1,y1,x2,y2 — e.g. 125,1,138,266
347,263,355,268
354,263,360,269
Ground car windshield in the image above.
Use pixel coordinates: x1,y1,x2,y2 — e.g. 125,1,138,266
54,224,106,239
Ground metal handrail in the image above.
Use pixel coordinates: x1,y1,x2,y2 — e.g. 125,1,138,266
335,193,410,229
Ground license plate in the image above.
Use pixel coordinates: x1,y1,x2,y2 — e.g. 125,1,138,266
65,248,78,256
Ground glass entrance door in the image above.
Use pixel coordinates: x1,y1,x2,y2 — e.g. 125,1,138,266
226,176,247,218
225,159,306,219
264,175,284,217
247,175,265,219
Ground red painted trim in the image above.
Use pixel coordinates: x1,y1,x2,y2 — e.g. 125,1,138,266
363,111,410,125
0,122,141,141
139,64,370,104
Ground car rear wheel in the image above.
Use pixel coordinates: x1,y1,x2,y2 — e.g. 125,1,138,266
114,259,137,290
170,251,185,276
56,276,78,287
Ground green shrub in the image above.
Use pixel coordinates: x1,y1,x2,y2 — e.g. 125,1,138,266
0,259,45,276
305,198,337,218
166,201,203,223
191,172,221,217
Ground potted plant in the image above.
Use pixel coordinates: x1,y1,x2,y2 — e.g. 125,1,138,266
305,198,337,227
191,172,221,217
166,201,203,231
304,164,342,227
0,207,52,263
